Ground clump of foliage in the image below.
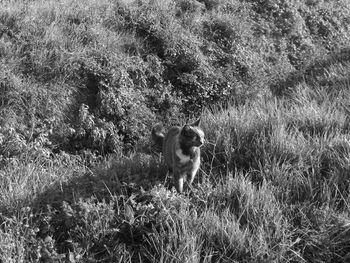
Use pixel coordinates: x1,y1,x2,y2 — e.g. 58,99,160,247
2,0,349,155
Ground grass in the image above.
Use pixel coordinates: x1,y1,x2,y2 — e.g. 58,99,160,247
1,0,350,262
2,81,350,262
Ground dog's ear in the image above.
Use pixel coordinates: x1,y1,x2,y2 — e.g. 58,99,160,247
182,124,191,132
189,118,201,127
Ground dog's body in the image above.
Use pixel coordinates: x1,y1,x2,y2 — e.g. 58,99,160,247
152,119,204,192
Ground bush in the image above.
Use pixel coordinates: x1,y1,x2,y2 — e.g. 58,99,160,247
2,0,350,155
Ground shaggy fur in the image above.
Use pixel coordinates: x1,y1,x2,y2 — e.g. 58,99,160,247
152,119,205,192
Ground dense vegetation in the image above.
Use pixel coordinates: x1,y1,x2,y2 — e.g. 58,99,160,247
1,0,350,262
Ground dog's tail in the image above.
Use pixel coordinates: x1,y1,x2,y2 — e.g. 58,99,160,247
151,123,165,153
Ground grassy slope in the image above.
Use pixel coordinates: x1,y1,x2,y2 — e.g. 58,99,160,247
1,0,350,262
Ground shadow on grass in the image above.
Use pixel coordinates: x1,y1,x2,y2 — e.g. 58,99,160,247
25,152,168,260
271,47,350,96
32,153,166,211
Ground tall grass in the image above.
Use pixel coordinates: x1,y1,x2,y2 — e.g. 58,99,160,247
203,83,350,206
2,82,350,262
2,0,350,262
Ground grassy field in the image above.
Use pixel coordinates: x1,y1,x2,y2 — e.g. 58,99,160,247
1,0,350,262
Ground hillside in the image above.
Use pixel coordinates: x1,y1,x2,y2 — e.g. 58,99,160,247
1,0,350,262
